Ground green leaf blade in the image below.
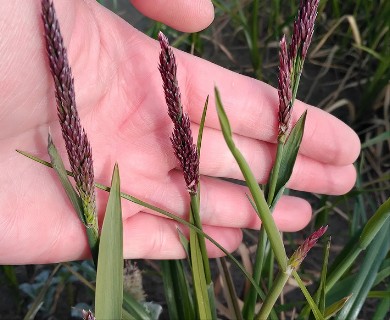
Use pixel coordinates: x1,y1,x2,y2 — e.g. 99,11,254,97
271,111,307,208
319,238,331,313
122,292,151,320
324,296,351,319
161,260,195,320
335,220,390,320
95,164,123,320
215,86,288,271
293,271,325,320
359,197,390,249
196,95,209,155
190,230,213,320
47,134,85,224
47,135,99,266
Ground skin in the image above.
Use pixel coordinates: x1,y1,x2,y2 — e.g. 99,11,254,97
0,0,360,264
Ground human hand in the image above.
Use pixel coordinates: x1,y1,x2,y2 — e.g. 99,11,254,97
0,0,360,264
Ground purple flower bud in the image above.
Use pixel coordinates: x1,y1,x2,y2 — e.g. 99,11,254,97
158,32,199,195
277,0,319,136
289,225,328,270
290,0,320,61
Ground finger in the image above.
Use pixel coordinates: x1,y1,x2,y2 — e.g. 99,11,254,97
192,124,357,195
103,31,360,167
0,201,240,263
129,0,214,32
123,212,242,259
287,157,356,194
131,171,312,231
172,51,361,167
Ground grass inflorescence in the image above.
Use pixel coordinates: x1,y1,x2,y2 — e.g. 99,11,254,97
41,0,99,265
158,32,200,195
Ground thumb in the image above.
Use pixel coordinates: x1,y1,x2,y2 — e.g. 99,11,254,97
130,0,214,32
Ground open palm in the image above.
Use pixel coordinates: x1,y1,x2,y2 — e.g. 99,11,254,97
0,0,360,264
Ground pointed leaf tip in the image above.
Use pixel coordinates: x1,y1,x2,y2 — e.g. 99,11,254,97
95,164,123,319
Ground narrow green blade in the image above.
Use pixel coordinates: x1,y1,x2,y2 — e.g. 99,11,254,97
318,238,331,313
207,282,217,320
189,213,213,320
215,86,287,271
293,271,325,320
374,265,390,286
324,296,351,319
47,134,85,224
325,198,390,294
270,111,307,208
177,227,191,263
122,308,136,320
196,95,209,155
361,131,390,149
367,291,390,298
16,149,73,176
359,197,390,249
161,260,181,320
161,260,195,320
216,257,243,320
95,164,123,319
47,135,100,267
335,220,390,320
305,238,332,320
372,289,390,319
122,292,151,320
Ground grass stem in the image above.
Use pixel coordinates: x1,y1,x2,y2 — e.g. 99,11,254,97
215,87,288,272
255,267,291,320
190,195,212,285
242,228,267,319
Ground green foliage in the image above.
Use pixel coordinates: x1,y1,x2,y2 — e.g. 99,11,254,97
189,96,216,319
47,135,85,224
335,221,389,320
47,135,99,267
266,111,307,208
161,260,195,320
215,87,288,272
95,164,123,319
292,271,324,320
359,197,390,249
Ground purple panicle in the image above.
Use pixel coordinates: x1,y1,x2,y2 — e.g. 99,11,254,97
289,225,328,270
158,32,199,195
277,0,319,137
290,0,320,60
278,35,293,136
170,113,200,194
158,32,183,122
41,0,97,225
